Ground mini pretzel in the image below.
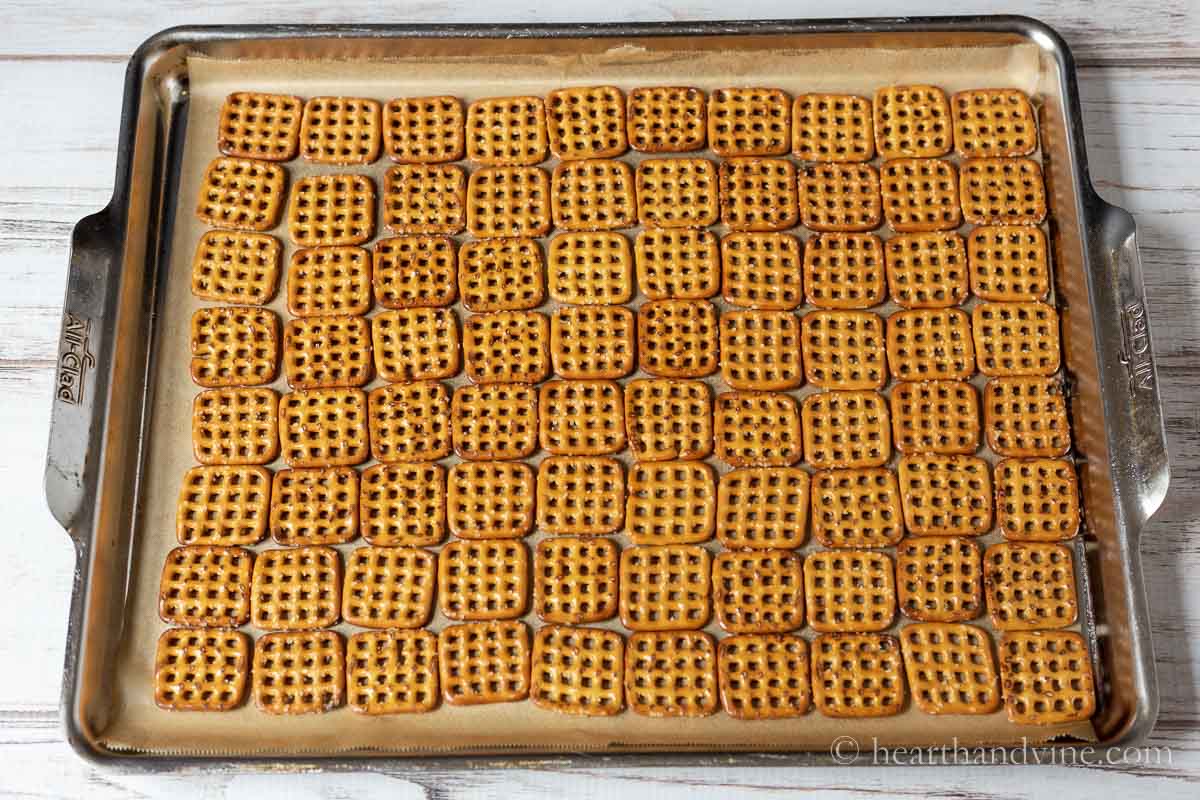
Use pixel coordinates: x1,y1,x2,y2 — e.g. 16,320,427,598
891,379,981,455
803,233,886,309
886,308,976,381
804,549,896,633
801,310,887,390
624,378,712,462
998,630,1095,724
880,157,962,232
716,467,809,550
438,539,530,621
546,85,628,159
217,91,302,161
635,228,720,301
531,625,625,716
367,380,453,463
983,376,1071,457
346,629,439,714
995,457,1080,541
287,174,375,246
536,456,625,535
968,224,1050,302
873,85,952,159
158,545,252,627
299,96,381,164
438,620,531,706
547,232,633,305
538,379,626,455
626,461,716,545
898,454,993,536
195,156,286,232
884,231,968,309
191,388,279,466
901,623,1000,714
810,467,903,548
801,389,892,469
176,465,270,546
269,466,359,546
342,545,437,629
447,461,535,539
253,630,345,715
550,306,636,379
635,157,719,228
382,164,467,235
383,95,465,164
718,634,811,719
719,157,799,232
713,549,805,634
792,93,874,162
637,299,719,378
799,163,882,232
459,237,545,312
719,310,803,391
451,382,539,461
277,388,369,468
627,86,706,153
972,301,1062,377
721,232,803,310
619,544,711,631
154,627,251,712
985,541,1079,630
466,166,552,238
359,463,446,547
952,88,1038,158
708,87,790,157
465,96,548,166
371,308,461,382
551,158,636,231
463,310,550,384
811,633,905,717
283,315,372,389
249,546,342,631
288,245,372,317
959,157,1047,225
533,536,619,624
189,306,280,388
372,234,458,309
625,631,718,717
714,390,803,467
896,536,983,623
191,230,281,305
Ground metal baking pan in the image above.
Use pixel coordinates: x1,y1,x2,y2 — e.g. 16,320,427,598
45,16,1169,769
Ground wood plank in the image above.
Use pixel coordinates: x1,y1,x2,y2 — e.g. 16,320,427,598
0,49,1198,795
0,0,1199,63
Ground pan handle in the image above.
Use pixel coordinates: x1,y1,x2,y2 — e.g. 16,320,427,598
1085,196,1171,533
44,206,122,537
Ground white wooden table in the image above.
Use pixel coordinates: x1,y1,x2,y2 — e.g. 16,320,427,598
2,1,1198,796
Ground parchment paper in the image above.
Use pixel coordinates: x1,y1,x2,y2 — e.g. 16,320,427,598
99,36,1099,756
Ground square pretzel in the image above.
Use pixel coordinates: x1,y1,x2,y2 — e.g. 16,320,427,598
626,461,716,545
719,157,799,232
713,549,805,634
879,157,962,232
383,95,464,163
195,156,286,232
952,88,1038,158
792,93,874,162
447,462,535,539
373,234,457,309
154,627,251,712
901,623,1000,714
718,634,810,719
873,85,952,159
897,536,983,623
176,465,270,546
550,306,636,379
531,625,625,716
551,159,636,231
189,306,280,388
438,620,531,706
636,157,718,228
283,315,372,389
891,379,981,455
371,308,460,382
972,301,1062,377
625,631,718,717
278,388,369,468
451,382,539,461
360,462,446,547
249,545,342,631
811,633,905,718
438,539,530,621
534,536,619,624
367,380,452,463
217,91,302,161
300,96,381,164
996,457,1080,541
627,86,706,153
287,245,372,317
635,229,720,301
801,389,891,469
799,163,882,232
467,166,552,237
459,237,546,312
983,377,1071,457
253,630,345,714
717,467,809,550
619,544,711,631
968,224,1050,302
805,550,896,633
382,164,466,235
637,299,718,378
536,456,625,535
191,388,279,466
898,454,993,536
886,308,976,381
708,87,790,157
803,232,886,309
538,380,626,455
985,542,1079,631
960,157,1048,224
998,631,1096,724
346,629,439,714
547,232,633,305
158,545,252,627
715,390,803,467
624,378,712,462
191,230,281,305
810,467,903,548
884,231,968,309
269,467,359,546
546,85,628,160
288,174,375,247
801,310,887,390
719,310,803,391
463,310,550,384
343,545,437,629
466,96,548,166
720,232,803,310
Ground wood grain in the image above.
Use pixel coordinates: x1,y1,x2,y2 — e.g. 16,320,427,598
1,2,1199,797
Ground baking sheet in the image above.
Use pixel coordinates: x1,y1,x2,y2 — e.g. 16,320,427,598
99,38,1097,755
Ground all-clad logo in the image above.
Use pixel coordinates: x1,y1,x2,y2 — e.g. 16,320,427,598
1121,301,1155,392
57,312,95,405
